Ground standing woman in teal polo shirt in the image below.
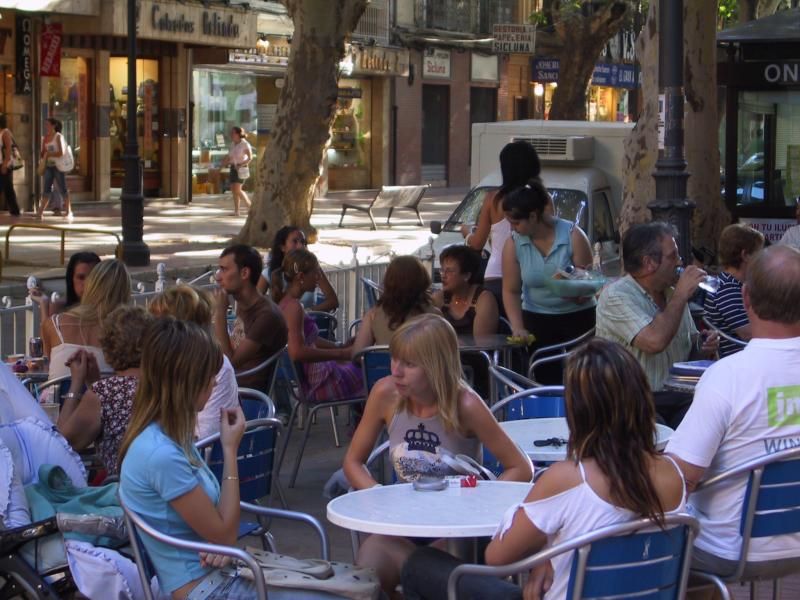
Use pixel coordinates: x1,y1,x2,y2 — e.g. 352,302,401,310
501,179,596,375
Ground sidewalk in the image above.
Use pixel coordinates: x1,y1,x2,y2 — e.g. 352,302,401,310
0,186,467,298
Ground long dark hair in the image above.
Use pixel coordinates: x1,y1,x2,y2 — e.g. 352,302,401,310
377,255,432,331
502,178,550,221
65,251,101,308
269,226,303,273
564,339,667,527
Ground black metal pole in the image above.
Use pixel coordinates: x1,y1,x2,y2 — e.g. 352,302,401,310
120,0,150,266
649,0,693,264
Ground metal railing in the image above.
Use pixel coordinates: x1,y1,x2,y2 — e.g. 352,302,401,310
0,248,405,358
413,0,515,34
4,223,122,269
352,0,391,46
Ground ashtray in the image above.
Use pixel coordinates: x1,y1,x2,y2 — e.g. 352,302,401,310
412,475,447,492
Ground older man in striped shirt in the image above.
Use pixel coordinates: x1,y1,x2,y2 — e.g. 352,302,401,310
596,222,718,428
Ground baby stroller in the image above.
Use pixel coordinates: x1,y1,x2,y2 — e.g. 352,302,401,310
0,417,145,600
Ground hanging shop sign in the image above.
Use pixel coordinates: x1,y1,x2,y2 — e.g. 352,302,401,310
40,23,63,77
110,0,255,47
471,53,499,82
719,61,800,87
532,57,639,89
15,15,32,95
349,46,410,77
423,48,450,79
228,36,291,68
337,87,363,99
492,24,536,54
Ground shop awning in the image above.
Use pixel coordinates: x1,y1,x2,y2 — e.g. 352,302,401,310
0,0,99,15
718,8,800,43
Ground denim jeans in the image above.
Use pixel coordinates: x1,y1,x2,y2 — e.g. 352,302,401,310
401,546,522,600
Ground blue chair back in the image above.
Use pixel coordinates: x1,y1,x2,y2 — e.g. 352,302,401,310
565,522,691,600
361,277,380,310
197,418,280,504
357,346,391,395
493,387,566,421
742,453,800,539
238,388,276,421
446,514,699,600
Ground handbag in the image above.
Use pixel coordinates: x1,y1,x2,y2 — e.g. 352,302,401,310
54,134,74,173
236,165,250,180
37,160,45,177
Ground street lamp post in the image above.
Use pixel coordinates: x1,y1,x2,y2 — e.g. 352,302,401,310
120,0,150,266
650,0,693,264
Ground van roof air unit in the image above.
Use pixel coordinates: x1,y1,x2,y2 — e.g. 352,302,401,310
511,135,594,163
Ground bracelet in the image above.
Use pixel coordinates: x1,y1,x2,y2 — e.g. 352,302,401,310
223,475,239,482
61,392,81,402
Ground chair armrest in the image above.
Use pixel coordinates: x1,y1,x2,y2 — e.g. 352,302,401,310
489,365,533,395
240,501,330,561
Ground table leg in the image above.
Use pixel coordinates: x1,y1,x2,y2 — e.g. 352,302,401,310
446,537,478,563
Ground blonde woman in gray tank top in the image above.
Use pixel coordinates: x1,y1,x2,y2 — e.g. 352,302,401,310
343,313,532,596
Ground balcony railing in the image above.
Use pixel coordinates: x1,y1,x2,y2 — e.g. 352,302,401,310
352,0,391,46
413,0,516,35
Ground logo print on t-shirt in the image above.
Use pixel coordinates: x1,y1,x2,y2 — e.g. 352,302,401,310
767,385,800,427
404,423,441,454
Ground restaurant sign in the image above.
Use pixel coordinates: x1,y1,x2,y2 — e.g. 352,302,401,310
492,24,536,54
350,46,410,77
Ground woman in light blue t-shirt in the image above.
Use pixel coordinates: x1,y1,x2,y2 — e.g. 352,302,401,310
501,179,596,382
119,319,340,600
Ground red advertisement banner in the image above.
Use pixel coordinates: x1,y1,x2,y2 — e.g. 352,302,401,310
40,23,62,77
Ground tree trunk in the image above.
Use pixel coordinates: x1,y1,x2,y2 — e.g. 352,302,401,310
236,0,368,247
685,1,730,253
547,1,629,120
619,0,658,235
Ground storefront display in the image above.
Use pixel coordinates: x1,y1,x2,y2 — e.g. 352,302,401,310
328,78,372,190
42,55,91,192
109,57,160,195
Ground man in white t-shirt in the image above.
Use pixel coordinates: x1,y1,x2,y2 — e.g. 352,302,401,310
667,245,800,578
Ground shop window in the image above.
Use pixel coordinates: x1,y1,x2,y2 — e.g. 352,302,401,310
329,78,372,190
43,56,91,190
109,58,160,196
191,69,259,196
737,91,800,208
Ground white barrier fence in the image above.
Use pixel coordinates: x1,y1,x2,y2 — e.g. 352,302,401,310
0,253,399,359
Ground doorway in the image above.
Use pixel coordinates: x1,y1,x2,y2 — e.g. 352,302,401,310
422,84,449,184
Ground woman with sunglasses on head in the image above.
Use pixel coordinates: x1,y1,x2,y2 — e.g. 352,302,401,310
344,314,531,597
257,226,338,313
401,338,687,600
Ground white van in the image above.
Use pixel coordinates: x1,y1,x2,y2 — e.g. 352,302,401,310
424,120,633,278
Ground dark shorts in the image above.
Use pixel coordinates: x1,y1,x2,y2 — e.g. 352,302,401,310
229,165,243,184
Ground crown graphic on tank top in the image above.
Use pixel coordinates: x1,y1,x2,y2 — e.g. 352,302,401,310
404,423,441,454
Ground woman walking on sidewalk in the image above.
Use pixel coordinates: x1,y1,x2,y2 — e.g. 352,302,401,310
222,126,252,216
38,117,72,221
0,114,20,217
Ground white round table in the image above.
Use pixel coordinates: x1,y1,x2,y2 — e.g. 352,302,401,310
327,480,531,538
500,418,675,462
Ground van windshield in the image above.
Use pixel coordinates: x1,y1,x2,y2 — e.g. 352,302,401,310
444,186,588,232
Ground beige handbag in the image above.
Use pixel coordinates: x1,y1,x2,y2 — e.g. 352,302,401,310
238,546,381,600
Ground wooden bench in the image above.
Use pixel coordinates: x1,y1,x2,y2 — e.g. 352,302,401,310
338,185,430,230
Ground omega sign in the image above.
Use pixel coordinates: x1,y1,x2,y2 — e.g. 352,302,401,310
764,63,800,84
151,5,239,38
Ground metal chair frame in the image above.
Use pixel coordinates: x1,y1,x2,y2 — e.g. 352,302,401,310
360,277,382,311
488,364,535,398
527,328,595,384
307,311,339,342
122,498,330,600
348,440,391,561
689,446,800,600
234,344,287,393
701,315,748,349
447,513,700,600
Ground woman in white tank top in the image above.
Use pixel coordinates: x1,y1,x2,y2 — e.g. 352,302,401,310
401,338,688,600
42,260,131,396
461,142,541,315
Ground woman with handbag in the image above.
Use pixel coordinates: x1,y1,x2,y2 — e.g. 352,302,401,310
0,114,20,217
38,117,72,221
222,126,252,217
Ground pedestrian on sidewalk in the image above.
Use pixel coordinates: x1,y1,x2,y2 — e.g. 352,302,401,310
0,114,20,217
38,117,72,221
222,126,252,216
